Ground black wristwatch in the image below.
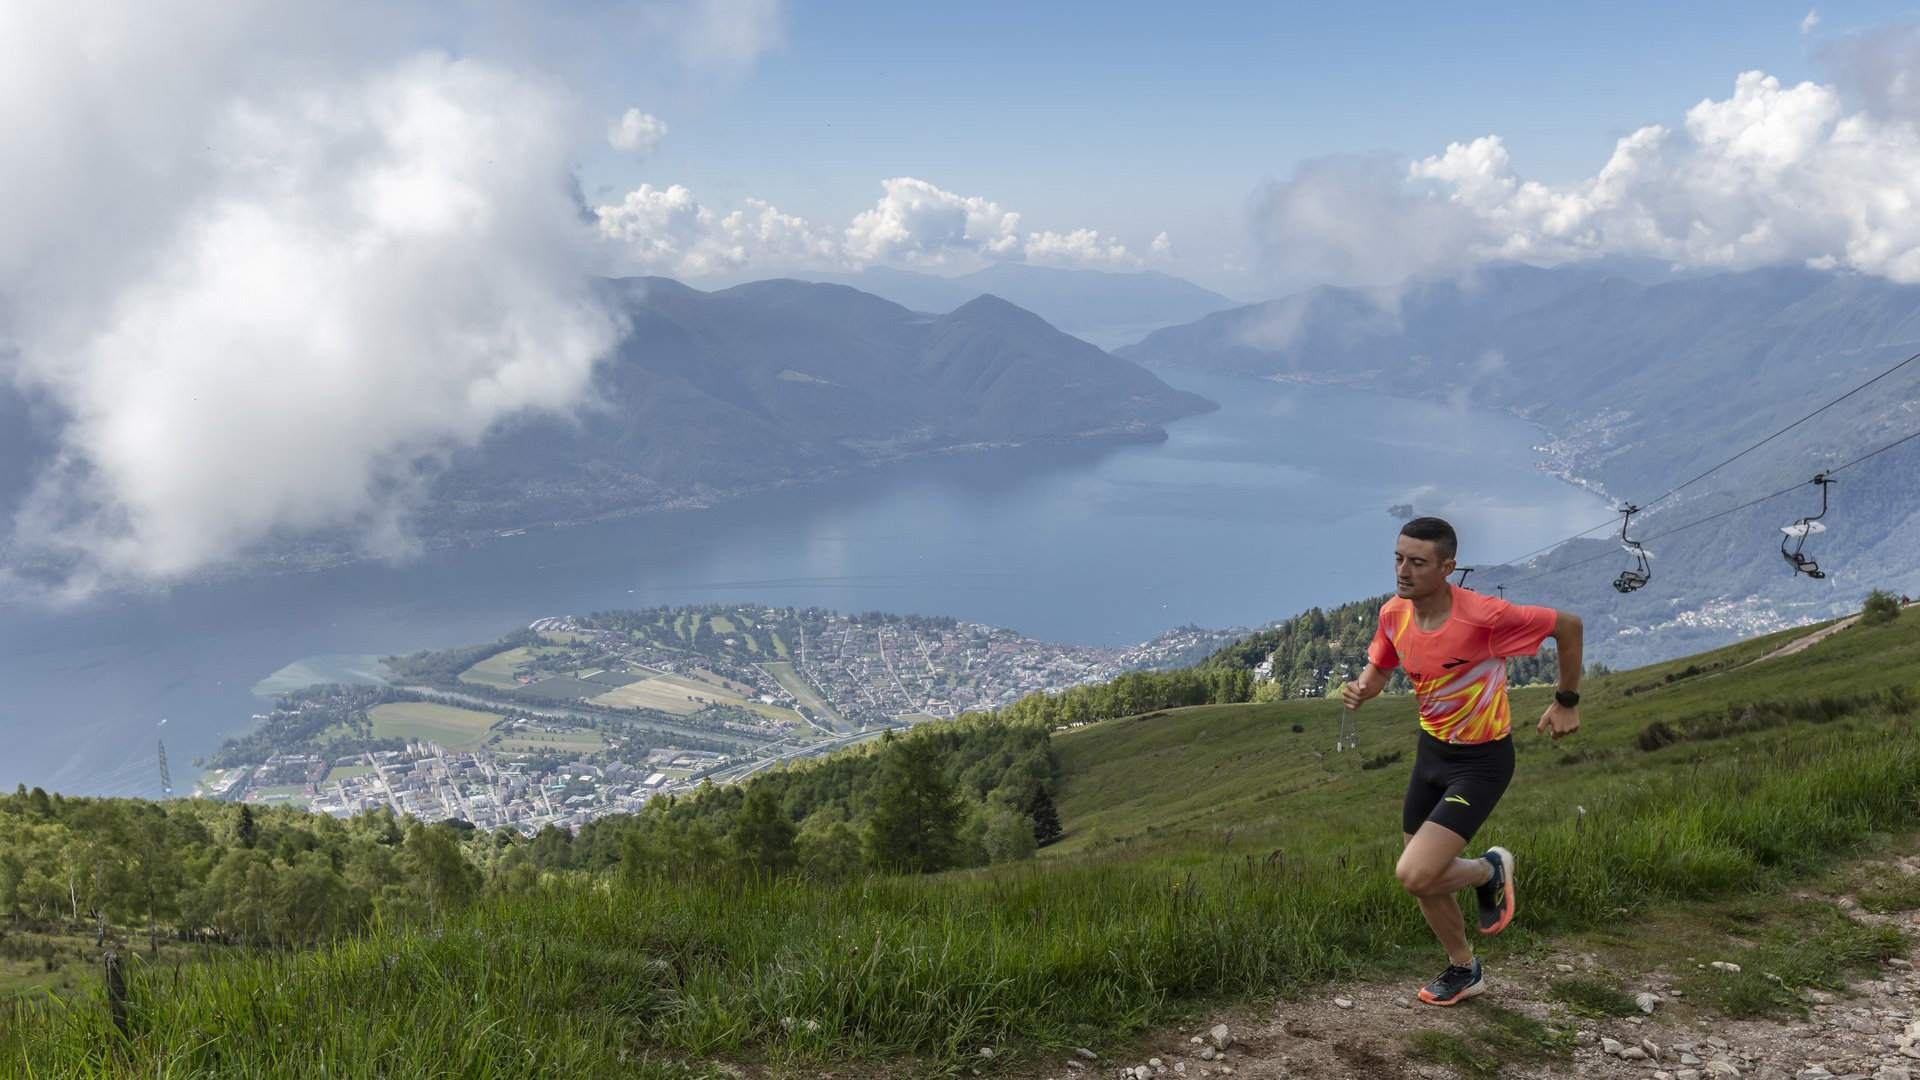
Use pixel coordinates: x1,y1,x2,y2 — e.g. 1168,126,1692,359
1554,689,1581,708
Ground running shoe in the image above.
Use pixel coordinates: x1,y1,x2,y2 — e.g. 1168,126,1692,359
1475,846,1515,935
1417,958,1484,1006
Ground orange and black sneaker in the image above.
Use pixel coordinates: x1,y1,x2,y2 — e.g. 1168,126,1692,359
1417,959,1484,1006
1475,846,1515,935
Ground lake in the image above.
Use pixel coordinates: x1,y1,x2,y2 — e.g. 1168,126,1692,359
0,369,1610,797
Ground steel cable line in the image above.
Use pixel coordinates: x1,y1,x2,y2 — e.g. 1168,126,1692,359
1465,349,1920,584
1636,350,1920,512
1493,420,1920,590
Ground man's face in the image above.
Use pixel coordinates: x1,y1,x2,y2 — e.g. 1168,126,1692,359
1394,534,1455,600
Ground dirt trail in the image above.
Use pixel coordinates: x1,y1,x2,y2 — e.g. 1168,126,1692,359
1009,857,1920,1080
1745,599,1917,668
1747,614,1862,666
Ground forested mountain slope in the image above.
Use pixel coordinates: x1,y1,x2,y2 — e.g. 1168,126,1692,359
1124,265,1920,665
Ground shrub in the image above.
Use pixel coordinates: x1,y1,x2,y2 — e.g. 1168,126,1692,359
1862,589,1901,627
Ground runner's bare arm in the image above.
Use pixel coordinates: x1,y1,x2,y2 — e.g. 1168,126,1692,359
1535,611,1583,739
1341,664,1391,710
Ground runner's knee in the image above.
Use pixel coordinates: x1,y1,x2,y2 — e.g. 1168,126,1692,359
1395,853,1443,896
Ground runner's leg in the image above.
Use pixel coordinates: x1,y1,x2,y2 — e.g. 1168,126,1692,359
1398,822,1492,965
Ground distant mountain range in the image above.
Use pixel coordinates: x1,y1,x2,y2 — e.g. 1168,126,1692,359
418,277,1218,536
0,279,1213,570
1121,263,1920,664
784,264,1245,349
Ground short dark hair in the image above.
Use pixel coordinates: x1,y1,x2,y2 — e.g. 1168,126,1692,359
1399,516,1457,561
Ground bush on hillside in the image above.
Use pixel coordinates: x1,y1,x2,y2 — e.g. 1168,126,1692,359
1863,589,1902,627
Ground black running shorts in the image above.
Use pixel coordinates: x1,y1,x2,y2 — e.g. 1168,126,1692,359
1402,731,1514,843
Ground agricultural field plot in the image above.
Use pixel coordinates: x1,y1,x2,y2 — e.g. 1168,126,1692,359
761,662,844,726
365,701,504,751
458,646,566,690
537,630,590,645
495,730,607,754
587,675,731,715
508,677,607,703
576,669,643,688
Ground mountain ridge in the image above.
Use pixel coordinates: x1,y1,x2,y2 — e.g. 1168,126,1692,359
1121,264,1920,665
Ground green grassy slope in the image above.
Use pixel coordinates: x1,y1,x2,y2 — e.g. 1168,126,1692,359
9,609,1919,1078
1048,611,1917,861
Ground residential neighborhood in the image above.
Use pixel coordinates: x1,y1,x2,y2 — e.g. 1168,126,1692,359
194,605,1252,830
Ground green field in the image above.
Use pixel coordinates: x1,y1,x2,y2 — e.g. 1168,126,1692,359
322,765,376,784
762,661,843,726
365,701,504,751
509,676,610,702
1047,613,1911,856
457,646,564,690
496,729,607,754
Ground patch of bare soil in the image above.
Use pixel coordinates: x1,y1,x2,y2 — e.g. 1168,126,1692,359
1007,855,1920,1080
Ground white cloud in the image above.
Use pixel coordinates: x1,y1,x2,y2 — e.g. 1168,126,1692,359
596,175,1150,274
1150,231,1174,259
842,177,1024,265
1250,55,1920,287
9,53,622,586
1023,228,1141,268
595,184,835,274
1247,153,1487,286
0,0,783,592
1802,8,1820,34
609,108,669,157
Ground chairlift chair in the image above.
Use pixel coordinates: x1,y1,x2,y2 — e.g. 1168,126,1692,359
1452,566,1475,590
1612,504,1653,593
1780,474,1835,579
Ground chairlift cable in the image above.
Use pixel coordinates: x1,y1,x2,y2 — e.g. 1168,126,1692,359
1474,351,1920,585
1633,350,1920,513
1492,418,1920,590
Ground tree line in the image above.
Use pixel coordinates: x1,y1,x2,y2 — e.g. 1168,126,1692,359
505,716,1060,881
0,716,1061,958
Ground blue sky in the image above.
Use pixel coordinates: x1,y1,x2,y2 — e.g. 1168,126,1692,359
575,1,1920,292
13,0,1920,582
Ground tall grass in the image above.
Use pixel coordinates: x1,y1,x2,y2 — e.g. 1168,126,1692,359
10,706,1920,1077
10,611,1920,1077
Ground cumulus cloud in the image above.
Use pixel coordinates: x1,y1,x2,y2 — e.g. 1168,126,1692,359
1247,153,1487,286
596,175,1146,274
609,108,669,157
595,184,836,274
1250,50,1920,287
1802,9,1820,34
0,0,782,592
842,177,1024,265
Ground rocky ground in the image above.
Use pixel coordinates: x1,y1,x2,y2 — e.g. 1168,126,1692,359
1002,854,1920,1080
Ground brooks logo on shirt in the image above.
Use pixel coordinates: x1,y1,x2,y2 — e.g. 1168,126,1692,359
1442,656,1472,669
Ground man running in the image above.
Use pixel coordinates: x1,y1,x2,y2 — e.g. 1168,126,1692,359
1342,517,1583,1006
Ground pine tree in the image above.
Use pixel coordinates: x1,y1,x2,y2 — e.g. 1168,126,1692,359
1025,787,1062,846
863,737,963,874
729,785,798,875
236,804,257,849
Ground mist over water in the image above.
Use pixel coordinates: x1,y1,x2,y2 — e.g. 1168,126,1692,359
0,369,1609,798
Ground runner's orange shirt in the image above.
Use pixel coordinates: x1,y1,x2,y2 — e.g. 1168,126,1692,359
1366,584,1557,744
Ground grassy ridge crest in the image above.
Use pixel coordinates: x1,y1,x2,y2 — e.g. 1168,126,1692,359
8,608,1920,1077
